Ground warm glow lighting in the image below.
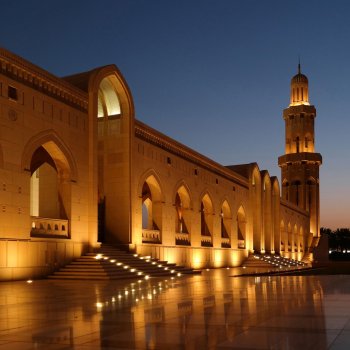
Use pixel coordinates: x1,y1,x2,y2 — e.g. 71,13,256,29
96,302,103,308
158,264,162,267
95,254,102,260
177,273,181,277
145,275,150,280
134,254,138,257
110,259,116,263
26,280,33,284
117,262,122,266
170,270,175,273
130,269,135,272
164,267,168,270
137,272,143,275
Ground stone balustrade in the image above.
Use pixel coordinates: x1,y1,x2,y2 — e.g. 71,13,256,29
238,239,245,249
221,237,231,248
31,217,69,238
175,232,190,246
142,229,161,243
201,235,212,247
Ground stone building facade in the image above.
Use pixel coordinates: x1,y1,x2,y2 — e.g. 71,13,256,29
0,49,321,280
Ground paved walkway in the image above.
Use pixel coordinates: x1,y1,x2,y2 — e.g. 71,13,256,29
1,269,350,349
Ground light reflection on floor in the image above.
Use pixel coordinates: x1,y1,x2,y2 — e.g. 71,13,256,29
1,269,350,349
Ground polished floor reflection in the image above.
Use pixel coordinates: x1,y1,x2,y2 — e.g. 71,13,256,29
1,269,350,349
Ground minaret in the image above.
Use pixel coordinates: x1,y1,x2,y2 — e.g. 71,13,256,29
278,64,322,238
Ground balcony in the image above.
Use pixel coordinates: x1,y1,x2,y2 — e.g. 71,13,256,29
31,217,69,238
221,237,231,248
201,235,213,247
175,232,190,246
238,239,245,249
142,229,161,244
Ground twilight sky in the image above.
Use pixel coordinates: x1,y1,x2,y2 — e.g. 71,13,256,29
1,0,350,229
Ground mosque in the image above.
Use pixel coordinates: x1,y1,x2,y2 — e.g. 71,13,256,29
0,48,322,280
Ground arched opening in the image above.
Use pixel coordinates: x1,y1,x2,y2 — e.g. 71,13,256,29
252,166,262,252
304,132,314,152
174,185,191,246
306,177,316,213
97,77,121,118
287,223,292,254
282,180,289,201
141,175,163,244
299,226,304,253
220,200,232,248
237,206,246,249
262,174,272,253
296,136,300,153
280,220,285,253
293,180,301,206
30,145,71,238
272,179,280,254
294,224,298,253
201,193,214,247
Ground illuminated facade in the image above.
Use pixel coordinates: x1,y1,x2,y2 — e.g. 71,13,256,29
0,49,320,280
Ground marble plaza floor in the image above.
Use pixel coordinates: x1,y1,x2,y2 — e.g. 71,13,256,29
1,269,350,349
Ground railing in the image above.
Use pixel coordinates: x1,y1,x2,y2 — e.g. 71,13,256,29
201,235,212,247
175,232,190,246
221,237,231,248
142,229,161,243
31,217,69,238
238,239,245,249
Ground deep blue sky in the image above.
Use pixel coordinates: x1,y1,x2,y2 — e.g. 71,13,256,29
1,0,350,229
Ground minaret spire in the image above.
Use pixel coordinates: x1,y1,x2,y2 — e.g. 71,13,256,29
298,56,301,74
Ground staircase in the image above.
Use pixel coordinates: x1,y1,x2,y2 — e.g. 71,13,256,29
243,254,307,269
48,244,199,280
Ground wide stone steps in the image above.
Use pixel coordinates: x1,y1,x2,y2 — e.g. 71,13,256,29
48,244,199,280
242,254,308,269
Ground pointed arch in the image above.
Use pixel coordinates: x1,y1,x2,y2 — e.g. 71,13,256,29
237,205,247,249
21,129,78,182
137,169,165,203
173,181,192,245
172,180,193,208
280,220,285,252
250,163,262,252
200,191,214,247
138,169,164,242
261,171,272,253
220,199,232,247
87,65,134,120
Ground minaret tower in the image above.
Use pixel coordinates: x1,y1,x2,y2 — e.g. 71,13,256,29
278,63,322,238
